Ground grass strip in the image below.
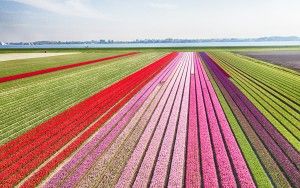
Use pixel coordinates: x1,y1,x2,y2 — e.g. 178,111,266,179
196,56,236,187
0,52,138,83
0,51,126,77
202,52,300,187
0,53,166,143
199,55,255,187
202,55,276,187
209,52,300,101
46,52,180,187
0,52,177,187
211,56,300,144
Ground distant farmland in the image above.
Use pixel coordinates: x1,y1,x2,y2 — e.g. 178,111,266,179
0,49,299,187
238,50,300,72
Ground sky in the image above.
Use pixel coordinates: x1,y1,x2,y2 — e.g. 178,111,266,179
0,0,300,42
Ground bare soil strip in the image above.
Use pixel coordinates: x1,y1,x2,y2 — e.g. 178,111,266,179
0,53,79,62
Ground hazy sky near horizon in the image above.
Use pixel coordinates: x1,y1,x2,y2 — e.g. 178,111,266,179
0,0,300,42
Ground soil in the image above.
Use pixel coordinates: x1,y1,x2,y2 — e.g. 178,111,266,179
0,52,78,62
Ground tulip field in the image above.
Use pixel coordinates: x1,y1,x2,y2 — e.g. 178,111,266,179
0,50,299,187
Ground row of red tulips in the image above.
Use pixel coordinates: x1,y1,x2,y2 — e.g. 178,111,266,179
0,52,178,187
0,52,139,83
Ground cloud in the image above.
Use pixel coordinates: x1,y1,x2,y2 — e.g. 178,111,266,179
10,0,104,19
148,2,177,10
